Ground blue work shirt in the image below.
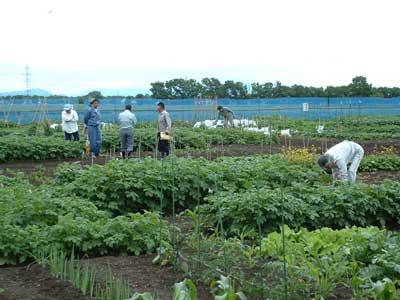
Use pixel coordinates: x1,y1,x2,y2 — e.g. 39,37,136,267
84,107,101,127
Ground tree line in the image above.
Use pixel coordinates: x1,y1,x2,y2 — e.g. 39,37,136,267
150,76,400,99
2,76,400,100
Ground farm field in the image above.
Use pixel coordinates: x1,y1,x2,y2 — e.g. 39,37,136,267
1,115,400,300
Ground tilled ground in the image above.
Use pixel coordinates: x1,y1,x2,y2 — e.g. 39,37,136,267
0,255,211,300
0,264,86,300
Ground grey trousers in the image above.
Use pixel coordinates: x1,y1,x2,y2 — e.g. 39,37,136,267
120,128,134,152
224,114,234,128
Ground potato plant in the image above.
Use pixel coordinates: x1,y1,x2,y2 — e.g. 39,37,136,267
200,180,400,236
0,176,169,265
55,155,325,214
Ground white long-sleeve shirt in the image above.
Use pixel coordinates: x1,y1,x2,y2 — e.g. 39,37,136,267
118,110,137,129
325,140,364,181
62,110,79,133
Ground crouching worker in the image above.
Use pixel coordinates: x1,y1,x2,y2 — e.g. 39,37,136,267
318,140,364,183
118,104,137,159
214,106,234,128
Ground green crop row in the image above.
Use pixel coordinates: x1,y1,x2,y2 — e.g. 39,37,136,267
55,156,326,215
259,226,400,300
198,180,400,237
255,115,400,140
0,128,277,162
184,226,400,300
0,176,169,265
54,154,400,218
0,136,83,161
360,154,400,172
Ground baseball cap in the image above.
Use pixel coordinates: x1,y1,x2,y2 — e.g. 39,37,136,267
64,104,72,110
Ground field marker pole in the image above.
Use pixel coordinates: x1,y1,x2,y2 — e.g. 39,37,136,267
157,158,165,268
138,135,142,160
280,182,288,300
171,141,178,272
256,181,266,299
196,163,202,277
214,175,228,275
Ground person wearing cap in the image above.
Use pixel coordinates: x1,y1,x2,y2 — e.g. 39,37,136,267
84,98,102,158
317,140,364,183
157,102,172,158
214,106,234,128
61,104,80,141
118,104,137,159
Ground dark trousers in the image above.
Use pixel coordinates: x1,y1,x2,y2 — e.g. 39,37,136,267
64,131,80,141
120,128,134,158
157,133,170,158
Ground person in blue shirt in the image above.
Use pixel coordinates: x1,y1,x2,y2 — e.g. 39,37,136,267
84,98,102,158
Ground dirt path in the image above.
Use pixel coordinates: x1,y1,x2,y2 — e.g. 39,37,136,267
0,255,211,300
0,264,86,300
359,171,400,184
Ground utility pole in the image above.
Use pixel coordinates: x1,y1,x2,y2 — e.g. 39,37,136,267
24,65,32,96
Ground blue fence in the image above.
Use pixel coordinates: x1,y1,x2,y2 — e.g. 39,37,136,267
1,97,400,124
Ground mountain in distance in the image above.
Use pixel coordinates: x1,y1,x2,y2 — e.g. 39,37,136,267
0,89,52,97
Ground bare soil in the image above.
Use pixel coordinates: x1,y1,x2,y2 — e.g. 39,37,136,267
0,264,86,300
359,171,400,184
0,255,211,300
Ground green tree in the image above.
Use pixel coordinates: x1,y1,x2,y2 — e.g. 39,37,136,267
201,77,223,97
86,90,104,99
348,76,372,96
223,80,247,99
150,81,169,99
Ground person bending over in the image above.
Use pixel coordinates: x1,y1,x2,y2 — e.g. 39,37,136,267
318,140,364,183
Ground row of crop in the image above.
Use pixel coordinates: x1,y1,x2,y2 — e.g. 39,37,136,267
198,180,400,237
54,153,400,217
281,148,400,172
55,156,326,215
183,225,400,300
255,115,400,140
260,226,400,300
0,176,168,265
0,136,83,162
0,128,276,162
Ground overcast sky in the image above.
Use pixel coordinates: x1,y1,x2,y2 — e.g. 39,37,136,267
0,0,399,95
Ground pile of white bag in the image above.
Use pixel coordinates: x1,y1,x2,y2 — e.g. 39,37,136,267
193,119,257,129
243,127,271,135
316,125,324,134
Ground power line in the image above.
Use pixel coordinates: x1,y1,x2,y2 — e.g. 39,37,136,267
23,65,32,97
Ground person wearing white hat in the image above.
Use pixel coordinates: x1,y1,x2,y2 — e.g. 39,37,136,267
62,104,80,141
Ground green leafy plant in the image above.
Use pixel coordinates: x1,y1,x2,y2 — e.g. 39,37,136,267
128,292,157,300
212,276,247,300
371,278,397,300
0,176,169,265
173,279,197,300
